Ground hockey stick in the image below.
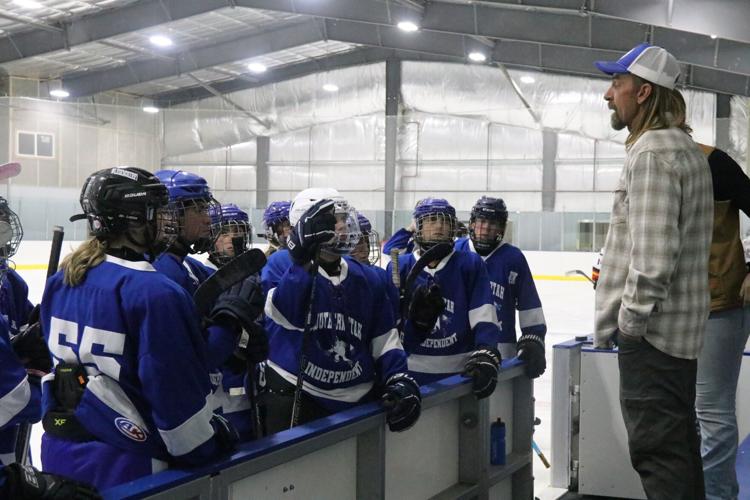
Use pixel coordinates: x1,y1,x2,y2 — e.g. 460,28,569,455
15,225,64,465
399,243,453,320
565,269,595,285
289,252,320,429
193,248,266,316
0,162,22,181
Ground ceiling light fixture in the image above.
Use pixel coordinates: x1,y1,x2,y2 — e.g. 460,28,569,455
322,83,339,92
397,21,419,32
149,35,173,48
468,51,487,63
247,62,267,74
520,75,536,84
710,34,718,39
143,106,160,114
50,89,69,98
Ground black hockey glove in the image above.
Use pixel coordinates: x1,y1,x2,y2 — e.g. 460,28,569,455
210,414,240,453
516,334,546,378
382,373,422,432
287,199,336,264
462,347,501,399
11,306,52,386
226,322,269,373
209,275,265,335
407,283,445,341
2,463,101,500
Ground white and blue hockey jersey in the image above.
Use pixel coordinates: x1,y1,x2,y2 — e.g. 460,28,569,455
265,258,408,412
40,256,224,464
455,238,546,345
386,249,501,385
0,316,40,465
383,228,415,256
0,267,34,337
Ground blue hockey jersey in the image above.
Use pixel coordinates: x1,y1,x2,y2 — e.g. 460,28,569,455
386,249,501,385
153,253,214,297
0,267,34,337
0,315,40,466
261,248,292,294
265,258,409,412
383,228,415,255
454,238,546,344
40,255,224,464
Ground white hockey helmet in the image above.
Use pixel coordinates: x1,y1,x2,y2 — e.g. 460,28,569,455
289,187,361,255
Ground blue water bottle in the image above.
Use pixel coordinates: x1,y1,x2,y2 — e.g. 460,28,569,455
490,418,506,465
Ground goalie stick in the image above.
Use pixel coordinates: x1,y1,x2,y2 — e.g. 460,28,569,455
15,225,64,465
193,248,266,316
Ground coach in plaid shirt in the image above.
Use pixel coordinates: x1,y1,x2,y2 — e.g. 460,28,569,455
593,44,713,500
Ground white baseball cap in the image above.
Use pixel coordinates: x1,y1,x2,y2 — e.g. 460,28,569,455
595,43,681,90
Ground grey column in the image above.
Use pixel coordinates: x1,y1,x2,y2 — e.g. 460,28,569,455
256,135,270,209
541,129,557,212
384,59,401,238
0,69,9,164
715,93,731,152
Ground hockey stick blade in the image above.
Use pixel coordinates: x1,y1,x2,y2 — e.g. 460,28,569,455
193,248,266,316
0,162,22,181
565,269,594,285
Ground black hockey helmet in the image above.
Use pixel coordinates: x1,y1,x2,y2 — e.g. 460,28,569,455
0,197,23,260
71,167,174,240
469,196,508,253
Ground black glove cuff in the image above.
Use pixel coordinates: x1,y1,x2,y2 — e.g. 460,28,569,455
517,334,544,350
386,372,420,394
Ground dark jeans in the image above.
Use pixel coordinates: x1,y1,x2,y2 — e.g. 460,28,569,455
618,335,705,500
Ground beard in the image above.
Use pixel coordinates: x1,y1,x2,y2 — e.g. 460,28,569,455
610,109,626,130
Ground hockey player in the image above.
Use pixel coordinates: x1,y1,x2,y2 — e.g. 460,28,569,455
262,200,292,257
454,197,547,378
386,198,502,399
262,188,421,434
40,167,240,490
0,199,44,466
207,203,253,270
206,203,266,440
350,213,398,317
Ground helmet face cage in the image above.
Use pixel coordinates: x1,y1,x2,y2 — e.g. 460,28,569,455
0,200,23,260
365,229,381,265
321,201,361,256
263,201,291,248
210,219,252,265
153,203,181,252
414,212,457,251
174,196,221,253
469,197,508,253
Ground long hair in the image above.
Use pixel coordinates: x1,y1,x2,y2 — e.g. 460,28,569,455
626,75,692,148
59,237,107,286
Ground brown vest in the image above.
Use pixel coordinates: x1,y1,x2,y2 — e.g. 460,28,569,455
702,144,746,311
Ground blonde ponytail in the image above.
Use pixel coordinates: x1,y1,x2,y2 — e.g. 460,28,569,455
59,237,107,286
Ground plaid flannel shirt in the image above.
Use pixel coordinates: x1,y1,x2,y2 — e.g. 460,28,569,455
594,128,713,359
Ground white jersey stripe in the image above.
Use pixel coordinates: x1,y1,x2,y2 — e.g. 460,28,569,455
0,377,30,428
468,303,497,329
407,352,470,374
519,307,546,328
265,288,303,332
370,328,403,360
158,396,214,457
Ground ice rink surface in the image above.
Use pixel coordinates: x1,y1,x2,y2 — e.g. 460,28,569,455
16,242,596,499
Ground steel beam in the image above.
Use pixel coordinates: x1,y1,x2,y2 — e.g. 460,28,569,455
62,20,324,97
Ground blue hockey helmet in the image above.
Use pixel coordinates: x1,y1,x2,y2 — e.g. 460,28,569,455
412,197,457,251
154,169,219,254
352,212,381,265
209,203,253,266
469,196,508,253
262,200,291,247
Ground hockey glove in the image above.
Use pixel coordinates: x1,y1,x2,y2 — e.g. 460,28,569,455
287,199,336,264
516,334,546,378
463,347,501,399
11,306,52,386
407,283,445,341
209,275,265,335
2,463,101,500
226,322,269,373
210,414,240,453
382,373,422,432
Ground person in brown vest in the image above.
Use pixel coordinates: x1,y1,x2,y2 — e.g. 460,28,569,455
695,144,750,500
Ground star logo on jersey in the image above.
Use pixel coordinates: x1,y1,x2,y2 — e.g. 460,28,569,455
115,417,148,442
